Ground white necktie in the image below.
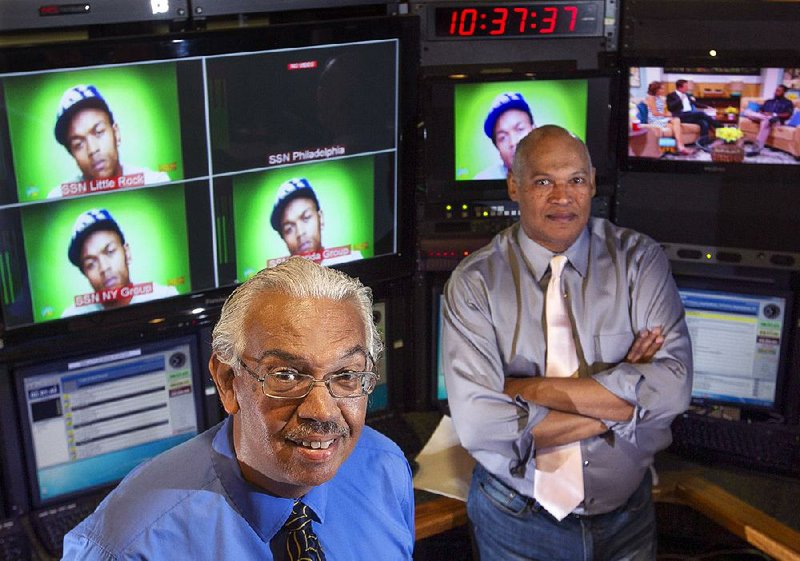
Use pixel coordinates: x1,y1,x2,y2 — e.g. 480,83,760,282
533,255,584,521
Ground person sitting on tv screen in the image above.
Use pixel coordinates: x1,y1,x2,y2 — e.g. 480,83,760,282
665,79,715,147
49,84,170,198
62,258,415,560
270,177,363,266
740,84,795,154
474,92,536,180
645,81,695,155
61,208,179,317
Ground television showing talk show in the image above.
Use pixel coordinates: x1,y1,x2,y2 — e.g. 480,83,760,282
624,64,800,173
0,16,418,334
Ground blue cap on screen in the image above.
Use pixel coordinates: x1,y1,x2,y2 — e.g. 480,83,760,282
54,84,114,147
270,177,321,233
68,209,126,267
483,92,533,141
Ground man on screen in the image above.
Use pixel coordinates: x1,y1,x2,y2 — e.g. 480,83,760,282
61,208,178,317
741,84,795,154
665,79,716,146
270,177,362,266
49,84,170,198
474,92,536,180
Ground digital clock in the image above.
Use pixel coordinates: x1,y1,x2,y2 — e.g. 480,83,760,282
434,2,604,39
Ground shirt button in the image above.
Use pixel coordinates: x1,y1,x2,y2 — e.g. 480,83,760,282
583,460,590,466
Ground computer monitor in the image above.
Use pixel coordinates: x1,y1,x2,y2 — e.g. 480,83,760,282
368,300,389,415
434,292,448,404
15,335,205,508
677,281,794,414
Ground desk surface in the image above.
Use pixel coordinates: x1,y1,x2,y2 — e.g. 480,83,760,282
408,411,800,559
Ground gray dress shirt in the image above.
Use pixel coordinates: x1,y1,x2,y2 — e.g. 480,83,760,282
442,218,693,515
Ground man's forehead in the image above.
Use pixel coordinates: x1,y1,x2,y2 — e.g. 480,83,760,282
70,107,111,127
282,196,317,217
526,136,590,169
241,293,367,363
83,229,122,247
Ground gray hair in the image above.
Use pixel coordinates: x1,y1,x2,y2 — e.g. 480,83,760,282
211,257,382,367
511,124,593,179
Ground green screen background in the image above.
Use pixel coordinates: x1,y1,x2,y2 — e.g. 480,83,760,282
232,156,375,281
4,62,185,202
20,185,192,322
454,80,589,180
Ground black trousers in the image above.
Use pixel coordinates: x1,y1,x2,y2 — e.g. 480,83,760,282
676,110,715,137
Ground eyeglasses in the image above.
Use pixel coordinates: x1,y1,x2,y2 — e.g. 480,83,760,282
236,359,378,399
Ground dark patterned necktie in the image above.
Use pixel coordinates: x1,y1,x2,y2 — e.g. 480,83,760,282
283,500,326,561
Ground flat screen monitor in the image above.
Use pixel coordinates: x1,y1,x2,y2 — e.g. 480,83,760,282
623,64,800,175
368,300,389,415
0,15,418,333
435,292,447,404
677,282,793,413
15,335,204,508
423,68,617,201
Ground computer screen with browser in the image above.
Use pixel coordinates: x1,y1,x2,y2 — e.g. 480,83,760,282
15,336,204,507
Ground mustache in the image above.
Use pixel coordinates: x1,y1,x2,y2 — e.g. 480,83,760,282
284,421,349,440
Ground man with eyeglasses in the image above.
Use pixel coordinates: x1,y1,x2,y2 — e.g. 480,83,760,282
63,257,415,560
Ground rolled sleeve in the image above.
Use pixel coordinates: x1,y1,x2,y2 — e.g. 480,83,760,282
442,270,546,474
593,245,693,453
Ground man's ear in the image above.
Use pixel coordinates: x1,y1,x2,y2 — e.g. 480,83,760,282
210,354,239,415
507,172,520,202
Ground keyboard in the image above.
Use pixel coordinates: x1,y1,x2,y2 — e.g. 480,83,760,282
0,518,33,561
670,414,800,476
31,495,103,558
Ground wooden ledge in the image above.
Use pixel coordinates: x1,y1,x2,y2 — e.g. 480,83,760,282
415,496,468,541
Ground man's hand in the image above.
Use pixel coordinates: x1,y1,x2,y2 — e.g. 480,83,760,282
625,327,664,364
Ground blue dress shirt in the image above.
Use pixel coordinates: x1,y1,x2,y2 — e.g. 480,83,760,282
443,219,693,515
62,416,415,560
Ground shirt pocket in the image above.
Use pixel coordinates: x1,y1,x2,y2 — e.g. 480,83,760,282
593,332,635,366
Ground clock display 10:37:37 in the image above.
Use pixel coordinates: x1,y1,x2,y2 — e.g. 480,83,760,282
435,3,602,38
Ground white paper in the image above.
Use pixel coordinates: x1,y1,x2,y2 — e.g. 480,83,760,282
412,415,476,502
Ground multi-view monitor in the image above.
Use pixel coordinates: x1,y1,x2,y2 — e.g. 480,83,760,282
0,16,417,331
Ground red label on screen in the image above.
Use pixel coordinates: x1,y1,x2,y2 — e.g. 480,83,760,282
288,60,318,70
73,282,154,307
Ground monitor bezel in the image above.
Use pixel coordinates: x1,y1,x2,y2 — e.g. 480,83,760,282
0,15,419,339
13,334,206,509
421,63,620,202
619,53,800,179
673,274,795,417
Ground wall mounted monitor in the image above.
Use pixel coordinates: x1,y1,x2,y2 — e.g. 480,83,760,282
0,15,419,336
676,278,794,415
368,301,389,415
15,335,205,508
623,63,800,176
423,67,618,201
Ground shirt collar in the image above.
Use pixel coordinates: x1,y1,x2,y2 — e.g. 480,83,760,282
515,223,589,280
211,416,329,542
